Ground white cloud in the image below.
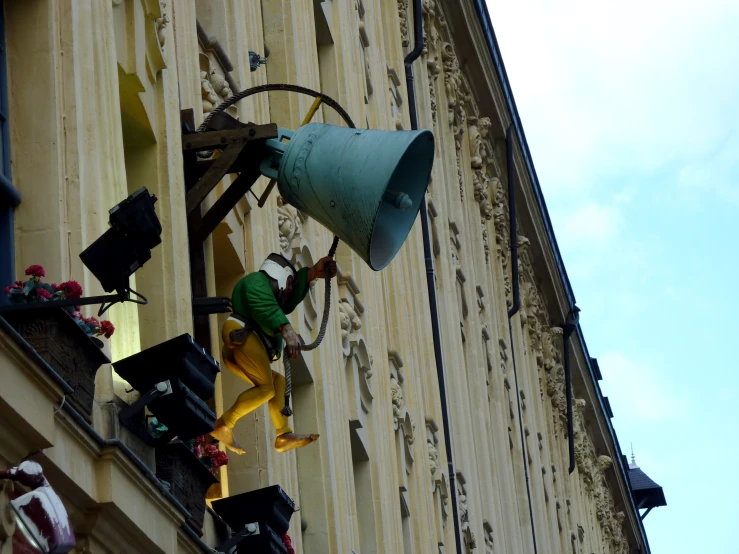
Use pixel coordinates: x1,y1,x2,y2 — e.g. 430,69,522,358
487,0,739,197
598,352,684,423
558,202,621,247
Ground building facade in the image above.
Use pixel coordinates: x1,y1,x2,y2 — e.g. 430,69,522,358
0,1,654,553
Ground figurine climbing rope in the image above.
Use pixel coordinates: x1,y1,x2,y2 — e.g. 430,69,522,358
210,249,337,455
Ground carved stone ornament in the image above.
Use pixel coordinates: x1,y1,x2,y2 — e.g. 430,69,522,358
398,0,409,47
456,473,477,550
277,196,304,258
572,398,630,551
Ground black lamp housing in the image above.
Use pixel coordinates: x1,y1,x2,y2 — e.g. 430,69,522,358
212,485,296,552
79,187,162,293
113,334,220,443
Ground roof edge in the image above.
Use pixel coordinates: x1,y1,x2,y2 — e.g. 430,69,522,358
468,1,652,552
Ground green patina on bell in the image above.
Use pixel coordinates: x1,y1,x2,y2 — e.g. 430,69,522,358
260,122,435,271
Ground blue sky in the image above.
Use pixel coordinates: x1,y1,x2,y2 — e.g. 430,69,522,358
487,0,739,551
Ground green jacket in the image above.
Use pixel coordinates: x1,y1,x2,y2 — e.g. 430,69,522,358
231,268,310,355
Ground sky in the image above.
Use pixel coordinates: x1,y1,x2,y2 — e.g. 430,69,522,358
486,0,739,552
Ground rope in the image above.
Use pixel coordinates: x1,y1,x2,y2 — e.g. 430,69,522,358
197,84,355,418
281,236,340,416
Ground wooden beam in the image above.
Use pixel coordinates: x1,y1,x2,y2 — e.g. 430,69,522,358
199,168,261,241
185,140,246,214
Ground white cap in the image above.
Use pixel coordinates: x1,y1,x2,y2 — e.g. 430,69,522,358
259,258,295,290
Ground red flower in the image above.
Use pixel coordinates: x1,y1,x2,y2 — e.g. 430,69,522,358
194,436,206,445
281,534,296,554
37,289,53,300
24,265,45,278
4,282,22,294
99,320,115,338
203,444,219,458
215,451,228,466
84,316,100,327
57,280,83,299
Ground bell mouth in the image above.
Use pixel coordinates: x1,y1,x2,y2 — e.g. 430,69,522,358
368,130,435,270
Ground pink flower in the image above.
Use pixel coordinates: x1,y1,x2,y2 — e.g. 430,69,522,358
281,534,296,554
194,436,206,445
84,316,100,327
193,445,202,458
99,320,115,339
37,289,53,300
71,311,82,319
24,265,45,279
56,280,83,299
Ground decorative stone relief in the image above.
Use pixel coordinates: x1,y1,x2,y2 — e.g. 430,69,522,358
388,66,405,130
391,374,404,427
468,116,495,220
572,397,630,552
441,42,469,199
197,21,239,116
483,520,494,554
457,472,477,550
398,0,409,46
427,194,441,257
338,299,362,352
390,350,416,516
492,177,512,307
422,0,443,125
426,417,440,481
277,196,304,257
156,2,169,50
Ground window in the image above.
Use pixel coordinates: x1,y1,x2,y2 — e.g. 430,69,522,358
0,0,17,292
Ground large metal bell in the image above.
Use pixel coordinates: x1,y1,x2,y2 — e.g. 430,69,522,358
260,122,435,270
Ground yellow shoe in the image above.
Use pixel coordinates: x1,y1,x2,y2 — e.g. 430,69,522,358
274,432,319,453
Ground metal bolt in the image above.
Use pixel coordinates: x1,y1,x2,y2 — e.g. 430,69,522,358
330,200,336,207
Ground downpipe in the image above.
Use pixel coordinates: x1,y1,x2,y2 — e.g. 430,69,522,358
506,125,539,554
563,307,580,474
404,0,463,553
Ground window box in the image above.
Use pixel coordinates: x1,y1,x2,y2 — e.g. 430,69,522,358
4,308,109,420
155,440,218,533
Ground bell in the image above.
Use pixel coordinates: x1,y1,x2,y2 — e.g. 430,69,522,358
260,123,435,270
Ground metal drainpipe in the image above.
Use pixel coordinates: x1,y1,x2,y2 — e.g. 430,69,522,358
563,307,580,473
404,1,463,553
506,126,539,554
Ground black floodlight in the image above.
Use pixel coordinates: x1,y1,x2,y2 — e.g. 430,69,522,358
212,485,296,536
113,334,220,443
80,187,161,293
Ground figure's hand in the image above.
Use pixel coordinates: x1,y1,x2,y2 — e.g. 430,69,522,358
280,323,301,359
310,256,337,281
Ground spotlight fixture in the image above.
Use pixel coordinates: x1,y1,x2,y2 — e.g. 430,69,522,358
0,187,161,317
80,187,162,294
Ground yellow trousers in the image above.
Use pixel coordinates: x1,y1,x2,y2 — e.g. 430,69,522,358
220,319,291,436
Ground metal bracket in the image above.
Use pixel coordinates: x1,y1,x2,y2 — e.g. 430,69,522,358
193,297,232,315
215,522,260,553
182,108,277,352
118,381,175,445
